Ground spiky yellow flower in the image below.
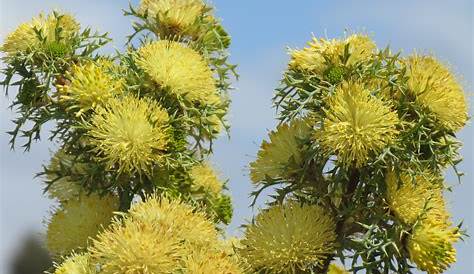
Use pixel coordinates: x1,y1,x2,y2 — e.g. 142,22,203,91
404,54,468,131
53,253,96,274
181,248,244,274
386,170,449,224
127,195,219,247
407,223,459,274
46,194,118,256
45,149,85,202
385,169,450,226
138,0,206,36
250,118,312,183
86,96,170,175
189,163,223,195
317,81,399,167
90,195,226,274
240,202,337,273
136,40,220,105
1,12,79,58
58,61,124,116
328,264,349,274
91,217,183,274
289,33,376,75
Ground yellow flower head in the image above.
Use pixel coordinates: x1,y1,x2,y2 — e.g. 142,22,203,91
90,217,183,274
90,195,223,274
181,248,244,274
189,163,223,195
404,54,468,131
45,149,85,202
127,195,219,247
138,0,206,36
54,253,95,274
1,12,80,58
328,264,349,274
46,194,118,256
407,223,459,274
136,40,220,105
289,33,376,75
317,81,399,167
58,61,124,116
250,118,312,183
86,96,170,175
386,169,449,226
240,203,337,273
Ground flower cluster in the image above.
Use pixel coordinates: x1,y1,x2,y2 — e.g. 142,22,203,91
1,0,237,273
245,32,468,273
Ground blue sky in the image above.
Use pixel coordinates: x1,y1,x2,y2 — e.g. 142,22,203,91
0,0,472,273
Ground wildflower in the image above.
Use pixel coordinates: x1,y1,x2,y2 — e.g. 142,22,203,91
181,248,244,274
58,61,123,116
407,222,459,274
289,33,376,76
1,12,79,58
385,169,449,226
136,40,220,106
138,0,206,37
53,253,96,274
46,194,118,256
127,195,218,247
240,202,337,273
404,54,468,131
189,163,223,195
85,96,170,175
250,118,312,183
90,217,183,274
317,81,399,167
90,195,222,273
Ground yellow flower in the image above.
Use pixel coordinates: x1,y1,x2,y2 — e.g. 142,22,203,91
127,195,219,247
240,202,337,273
136,40,220,106
90,217,183,274
250,118,312,183
46,194,118,256
58,61,124,116
86,96,170,175
181,248,244,274
45,149,85,202
289,33,376,75
90,195,226,274
189,163,223,195
328,264,349,274
404,54,468,131
407,223,459,274
53,253,96,274
1,12,79,58
385,169,450,226
344,34,377,66
138,0,206,37
317,81,399,167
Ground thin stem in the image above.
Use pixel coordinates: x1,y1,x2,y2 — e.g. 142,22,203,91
319,168,360,273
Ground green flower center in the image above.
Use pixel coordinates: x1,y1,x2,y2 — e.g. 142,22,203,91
324,66,346,84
